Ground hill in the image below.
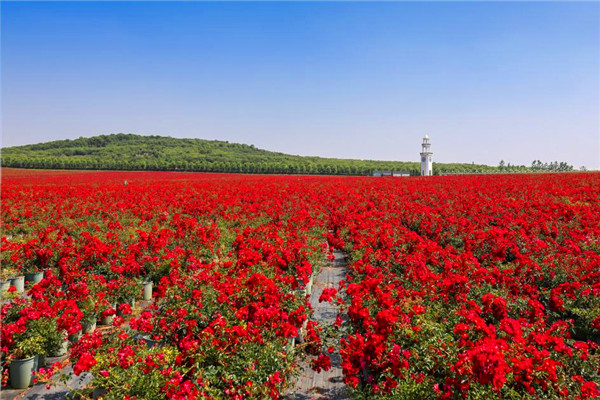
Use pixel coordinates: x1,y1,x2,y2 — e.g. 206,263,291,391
1,133,498,175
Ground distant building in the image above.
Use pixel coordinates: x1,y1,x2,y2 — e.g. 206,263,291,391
392,171,410,177
373,170,410,177
420,135,433,176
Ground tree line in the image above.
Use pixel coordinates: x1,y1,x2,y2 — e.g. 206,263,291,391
0,156,507,176
530,160,575,172
2,133,500,176
1,156,421,175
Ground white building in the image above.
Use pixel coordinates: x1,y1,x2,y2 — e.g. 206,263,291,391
420,134,433,176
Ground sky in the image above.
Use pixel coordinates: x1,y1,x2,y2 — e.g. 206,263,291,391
1,1,599,169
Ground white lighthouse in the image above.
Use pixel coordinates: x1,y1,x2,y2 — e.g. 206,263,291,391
420,134,433,176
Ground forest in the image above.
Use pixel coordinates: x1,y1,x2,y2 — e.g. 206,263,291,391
1,134,500,175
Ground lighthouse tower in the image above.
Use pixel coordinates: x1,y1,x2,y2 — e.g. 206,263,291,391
420,135,433,176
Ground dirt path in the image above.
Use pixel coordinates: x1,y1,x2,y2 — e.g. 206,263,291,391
285,249,349,400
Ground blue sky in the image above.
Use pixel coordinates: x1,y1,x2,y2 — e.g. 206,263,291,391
2,1,599,168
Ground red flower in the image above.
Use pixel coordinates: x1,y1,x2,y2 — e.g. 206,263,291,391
312,353,332,373
319,288,338,303
580,381,600,399
73,353,96,376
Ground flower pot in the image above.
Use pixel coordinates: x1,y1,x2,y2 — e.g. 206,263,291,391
128,297,136,308
9,275,25,293
82,320,97,334
69,330,83,343
25,271,44,284
142,281,153,301
100,315,114,326
51,338,69,357
10,355,37,389
0,280,10,292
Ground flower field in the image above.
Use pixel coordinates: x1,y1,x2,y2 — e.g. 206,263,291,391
1,168,599,399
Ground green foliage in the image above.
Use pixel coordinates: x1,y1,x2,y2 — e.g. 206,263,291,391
27,318,66,357
12,335,45,359
1,133,497,175
85,343,179,400
531,160,574,172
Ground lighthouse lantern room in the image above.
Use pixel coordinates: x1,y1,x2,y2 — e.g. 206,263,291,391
420,135,433,176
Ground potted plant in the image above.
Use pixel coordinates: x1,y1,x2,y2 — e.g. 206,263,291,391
3,264,25,293
100,305,116,326
79,297,99,333
9,336,44,389
24,269,44,285
1,266,20,290
23,259,45,285
9,274,25,293
1,247,24,291
27,317,68,367
22,242,54,284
